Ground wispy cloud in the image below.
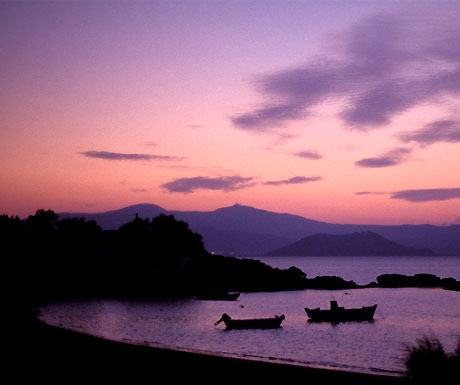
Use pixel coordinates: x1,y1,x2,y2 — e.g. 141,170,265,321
355,147,412,168
161,176,254,193
80,151,182,161
162,174,323,192
264,176,322,186
355,191,388,196
391,188,460,202
357,188,460,202
231,12,460,134
293,150,323,160
141,141,157,147
131,188,148,193
232,103,307,132
398,119,460,146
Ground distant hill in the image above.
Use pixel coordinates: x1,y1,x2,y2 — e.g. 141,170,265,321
266,231,436,256
58,203,460,256
59,204,167,230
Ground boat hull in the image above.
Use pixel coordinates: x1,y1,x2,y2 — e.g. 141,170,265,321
305,304,377,322
216,314,285,330
225,316,284,330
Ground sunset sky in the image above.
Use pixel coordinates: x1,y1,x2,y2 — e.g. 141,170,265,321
1,0,460,225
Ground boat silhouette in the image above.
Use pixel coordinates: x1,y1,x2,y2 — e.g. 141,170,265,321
305,300,377,322
215,313,285,329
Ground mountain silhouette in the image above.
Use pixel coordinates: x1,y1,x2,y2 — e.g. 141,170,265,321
266,231,436,256
59,204,166,230
59,203,460,256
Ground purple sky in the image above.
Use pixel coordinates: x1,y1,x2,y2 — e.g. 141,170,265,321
1,1,459,225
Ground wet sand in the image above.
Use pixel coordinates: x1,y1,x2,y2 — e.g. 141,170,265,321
20,317,408,385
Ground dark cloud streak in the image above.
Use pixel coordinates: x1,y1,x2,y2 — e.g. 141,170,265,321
357,188,460,202
232,102,306,131
162,175,322,192
294,150,323,160
161,176,254,193
355,147,411,168
355,191,388,196
264,176,322,186
141,141,157,147
391,188,460,202
399,119,460,146
80,151,182,161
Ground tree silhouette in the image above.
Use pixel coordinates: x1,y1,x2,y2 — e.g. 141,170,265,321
26,209,58,234
3,208,314,301
149,214,206,258
118,215,150,236
56,217,102,244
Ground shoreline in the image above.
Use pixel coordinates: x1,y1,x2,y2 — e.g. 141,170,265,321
145,343,404,378
23,318,408,384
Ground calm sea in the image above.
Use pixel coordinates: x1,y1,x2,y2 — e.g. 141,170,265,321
39,256,460,376
254,255,460,285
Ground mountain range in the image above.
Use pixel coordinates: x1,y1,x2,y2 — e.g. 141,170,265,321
58,203,460,256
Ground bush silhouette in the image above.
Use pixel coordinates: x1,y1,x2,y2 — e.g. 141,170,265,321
404,336,460,384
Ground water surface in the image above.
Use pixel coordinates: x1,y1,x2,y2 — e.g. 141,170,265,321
40,287,460,375
39,256,460,375
253,256,460,284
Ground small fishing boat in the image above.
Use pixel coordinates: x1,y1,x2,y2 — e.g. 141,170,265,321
196,290,240,301
305,300,377,322
215,313,285,330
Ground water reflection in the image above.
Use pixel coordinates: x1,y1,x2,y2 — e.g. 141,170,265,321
39,288,460,375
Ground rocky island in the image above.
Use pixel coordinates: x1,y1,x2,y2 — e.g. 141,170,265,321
265,231,436,256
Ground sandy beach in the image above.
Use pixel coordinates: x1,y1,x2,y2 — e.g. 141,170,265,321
21,317,408,385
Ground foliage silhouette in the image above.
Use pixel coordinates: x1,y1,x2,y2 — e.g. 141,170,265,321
404,336,460,384
6,209,315,305
26,209,58,233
